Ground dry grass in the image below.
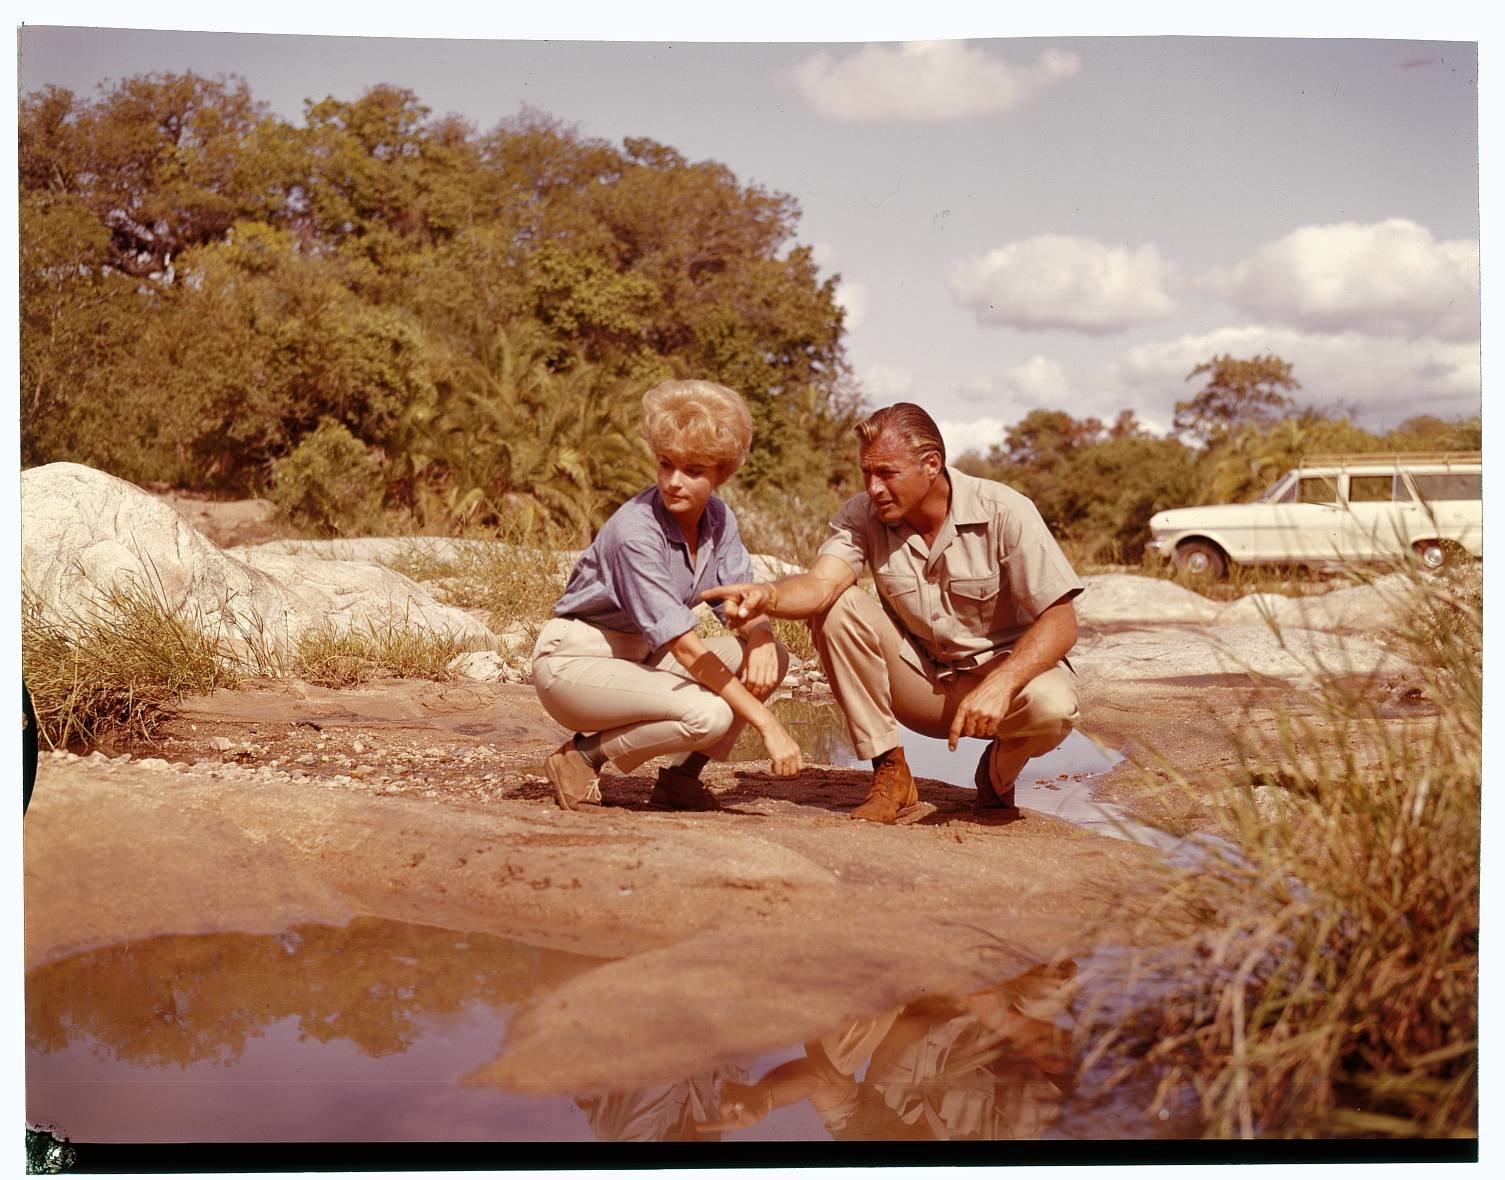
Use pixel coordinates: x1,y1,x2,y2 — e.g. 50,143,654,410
1085,563,1479,1138
21,585,240,748
294,623,464,688
383,530,570,647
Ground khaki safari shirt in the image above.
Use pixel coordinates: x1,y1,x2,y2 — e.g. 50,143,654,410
817,466,1083,677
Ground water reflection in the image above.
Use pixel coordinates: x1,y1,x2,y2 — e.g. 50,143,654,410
732,698,1121,787
28,920,1089,1143
577,1073,745,1141
728,698,866,767
26,918,600,1069
694,960,1078,1141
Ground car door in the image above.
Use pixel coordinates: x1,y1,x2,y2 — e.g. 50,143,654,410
1340,472,1415,559
1268,473,1345,562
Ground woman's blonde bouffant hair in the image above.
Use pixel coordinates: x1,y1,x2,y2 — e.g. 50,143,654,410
640,379,754,482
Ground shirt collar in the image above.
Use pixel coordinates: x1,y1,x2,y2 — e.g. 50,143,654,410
649,489,689,547
944,466,991,527
650,489,718,570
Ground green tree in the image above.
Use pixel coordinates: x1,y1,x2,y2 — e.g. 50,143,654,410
20,74,282,279
1174,354,1300,444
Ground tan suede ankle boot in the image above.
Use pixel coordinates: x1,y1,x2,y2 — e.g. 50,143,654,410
852,747,922,824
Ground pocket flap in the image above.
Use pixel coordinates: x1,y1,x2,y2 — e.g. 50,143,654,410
948,575,999,602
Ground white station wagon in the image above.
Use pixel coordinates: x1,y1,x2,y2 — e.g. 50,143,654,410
1146,452,1482,578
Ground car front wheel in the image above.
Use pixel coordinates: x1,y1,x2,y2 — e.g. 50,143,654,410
1174,540,1227,580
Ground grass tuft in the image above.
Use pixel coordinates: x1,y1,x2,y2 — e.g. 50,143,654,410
1088,561,1479,1138
21,584,239,748
383,530,572,647
294,623,464,688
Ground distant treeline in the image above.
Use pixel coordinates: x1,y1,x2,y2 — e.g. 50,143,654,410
20,74,1478,556
956,354,1479,563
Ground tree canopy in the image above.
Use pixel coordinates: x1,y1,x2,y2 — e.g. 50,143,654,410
20,74,857,535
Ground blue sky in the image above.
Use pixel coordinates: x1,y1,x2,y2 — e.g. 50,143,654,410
14,9,1487,460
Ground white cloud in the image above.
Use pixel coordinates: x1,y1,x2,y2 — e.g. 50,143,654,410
835,280,869,331
1114,324,1481,425
938,417,1009,460
810,241,836,269
957,355,1069,409
860,363,915,402
1207,219,1479,342
792,41,1080,123
948,235,1179,335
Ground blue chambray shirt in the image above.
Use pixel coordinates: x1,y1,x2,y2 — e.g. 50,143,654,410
552,487,755,652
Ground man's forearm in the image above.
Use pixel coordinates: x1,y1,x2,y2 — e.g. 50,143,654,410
761,573,843,619
975,601,1078,693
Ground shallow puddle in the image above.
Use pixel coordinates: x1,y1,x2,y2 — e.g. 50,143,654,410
735,700,1215,860
26,918,1194,1143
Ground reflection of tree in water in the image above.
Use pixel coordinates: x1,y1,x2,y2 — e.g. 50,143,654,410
26,919,606,1069
695,960,1080,1141
728,699,857,767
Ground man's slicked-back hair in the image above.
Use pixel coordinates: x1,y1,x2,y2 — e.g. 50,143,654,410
855,403,946,465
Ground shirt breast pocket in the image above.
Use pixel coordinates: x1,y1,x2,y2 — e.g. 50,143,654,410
875,570,922,614
947,575,1001,633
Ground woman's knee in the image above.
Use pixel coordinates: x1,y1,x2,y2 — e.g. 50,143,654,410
680,693,736,745
748,638,792,702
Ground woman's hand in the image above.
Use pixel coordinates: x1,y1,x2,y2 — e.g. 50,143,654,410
759,717,804,777
739,630,782,699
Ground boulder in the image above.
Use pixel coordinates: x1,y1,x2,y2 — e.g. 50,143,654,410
1076,574,1220,627
21,463,497,659
1070,622,1408,690
1211,574,1413,634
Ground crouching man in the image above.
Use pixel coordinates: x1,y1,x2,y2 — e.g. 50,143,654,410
703,403,1081,825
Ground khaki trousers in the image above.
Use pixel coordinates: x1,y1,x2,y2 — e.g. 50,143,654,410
810,587,1078,790
531,616,789,773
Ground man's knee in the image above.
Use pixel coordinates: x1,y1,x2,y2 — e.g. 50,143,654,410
809,585,880,641
1013,667,1079,735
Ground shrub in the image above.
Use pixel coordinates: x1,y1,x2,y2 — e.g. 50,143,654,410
268,419,385,537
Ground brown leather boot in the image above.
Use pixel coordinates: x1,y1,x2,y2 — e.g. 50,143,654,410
852,747,922,824
545,738,603,811
649,765,724,811
974,740,1022,821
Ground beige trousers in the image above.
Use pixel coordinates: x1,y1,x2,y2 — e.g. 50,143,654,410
810,587,1078,789
531,616,790,773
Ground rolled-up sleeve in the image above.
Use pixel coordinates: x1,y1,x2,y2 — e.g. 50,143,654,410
815,495,871,579
606,535,702,650
1000,499,1084,617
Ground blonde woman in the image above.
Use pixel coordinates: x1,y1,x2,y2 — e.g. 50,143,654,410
531,379,803,811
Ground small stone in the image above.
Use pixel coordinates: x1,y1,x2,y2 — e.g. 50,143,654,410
209,737,235,752
353,740,366,754
296,753,317,766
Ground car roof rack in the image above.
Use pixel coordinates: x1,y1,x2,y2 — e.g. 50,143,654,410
1298,451,1481,468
